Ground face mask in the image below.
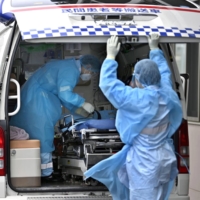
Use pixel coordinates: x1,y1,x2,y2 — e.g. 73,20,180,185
80,74,91,81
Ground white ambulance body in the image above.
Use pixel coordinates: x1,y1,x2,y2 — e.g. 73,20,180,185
0,0,199,199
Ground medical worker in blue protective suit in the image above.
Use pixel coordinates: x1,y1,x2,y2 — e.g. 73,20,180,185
10,55,101,182
84,33,183,200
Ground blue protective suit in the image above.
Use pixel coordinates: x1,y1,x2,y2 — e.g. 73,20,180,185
84,49,183,200
10,58,85,153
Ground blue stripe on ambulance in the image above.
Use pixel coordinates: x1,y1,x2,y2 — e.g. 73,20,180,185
21,25,200,40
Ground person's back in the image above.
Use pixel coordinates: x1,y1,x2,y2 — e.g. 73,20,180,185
128,92,177,190
84,33,182,200
133,94,170,147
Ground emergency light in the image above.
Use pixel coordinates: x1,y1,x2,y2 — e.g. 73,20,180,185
0,0,15,25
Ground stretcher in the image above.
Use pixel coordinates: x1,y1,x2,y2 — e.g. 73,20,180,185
55,114,123,184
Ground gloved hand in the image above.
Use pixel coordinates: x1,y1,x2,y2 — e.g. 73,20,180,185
75,102,94,117
148,32,160,50
106,35,121,60
81,102,94,114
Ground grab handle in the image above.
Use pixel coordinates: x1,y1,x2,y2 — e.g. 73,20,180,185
8,79,21,116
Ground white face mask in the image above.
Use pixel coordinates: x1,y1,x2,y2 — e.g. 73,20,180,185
80,74,91,81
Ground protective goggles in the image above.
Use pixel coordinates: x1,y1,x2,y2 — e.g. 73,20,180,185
125,74,135,86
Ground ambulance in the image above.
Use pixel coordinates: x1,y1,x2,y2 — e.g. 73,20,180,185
0,0,199,199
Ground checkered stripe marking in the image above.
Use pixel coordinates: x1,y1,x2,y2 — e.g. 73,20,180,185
21,26,200,39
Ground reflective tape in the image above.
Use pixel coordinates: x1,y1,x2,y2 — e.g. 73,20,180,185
41,162,53,169
141,123,168,135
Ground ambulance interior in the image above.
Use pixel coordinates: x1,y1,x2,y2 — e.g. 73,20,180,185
8,39,180,191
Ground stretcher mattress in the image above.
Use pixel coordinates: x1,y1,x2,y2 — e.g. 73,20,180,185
74,119,116,131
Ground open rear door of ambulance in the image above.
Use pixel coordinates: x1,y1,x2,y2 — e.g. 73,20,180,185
2,0,200,199
3,0,200,44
